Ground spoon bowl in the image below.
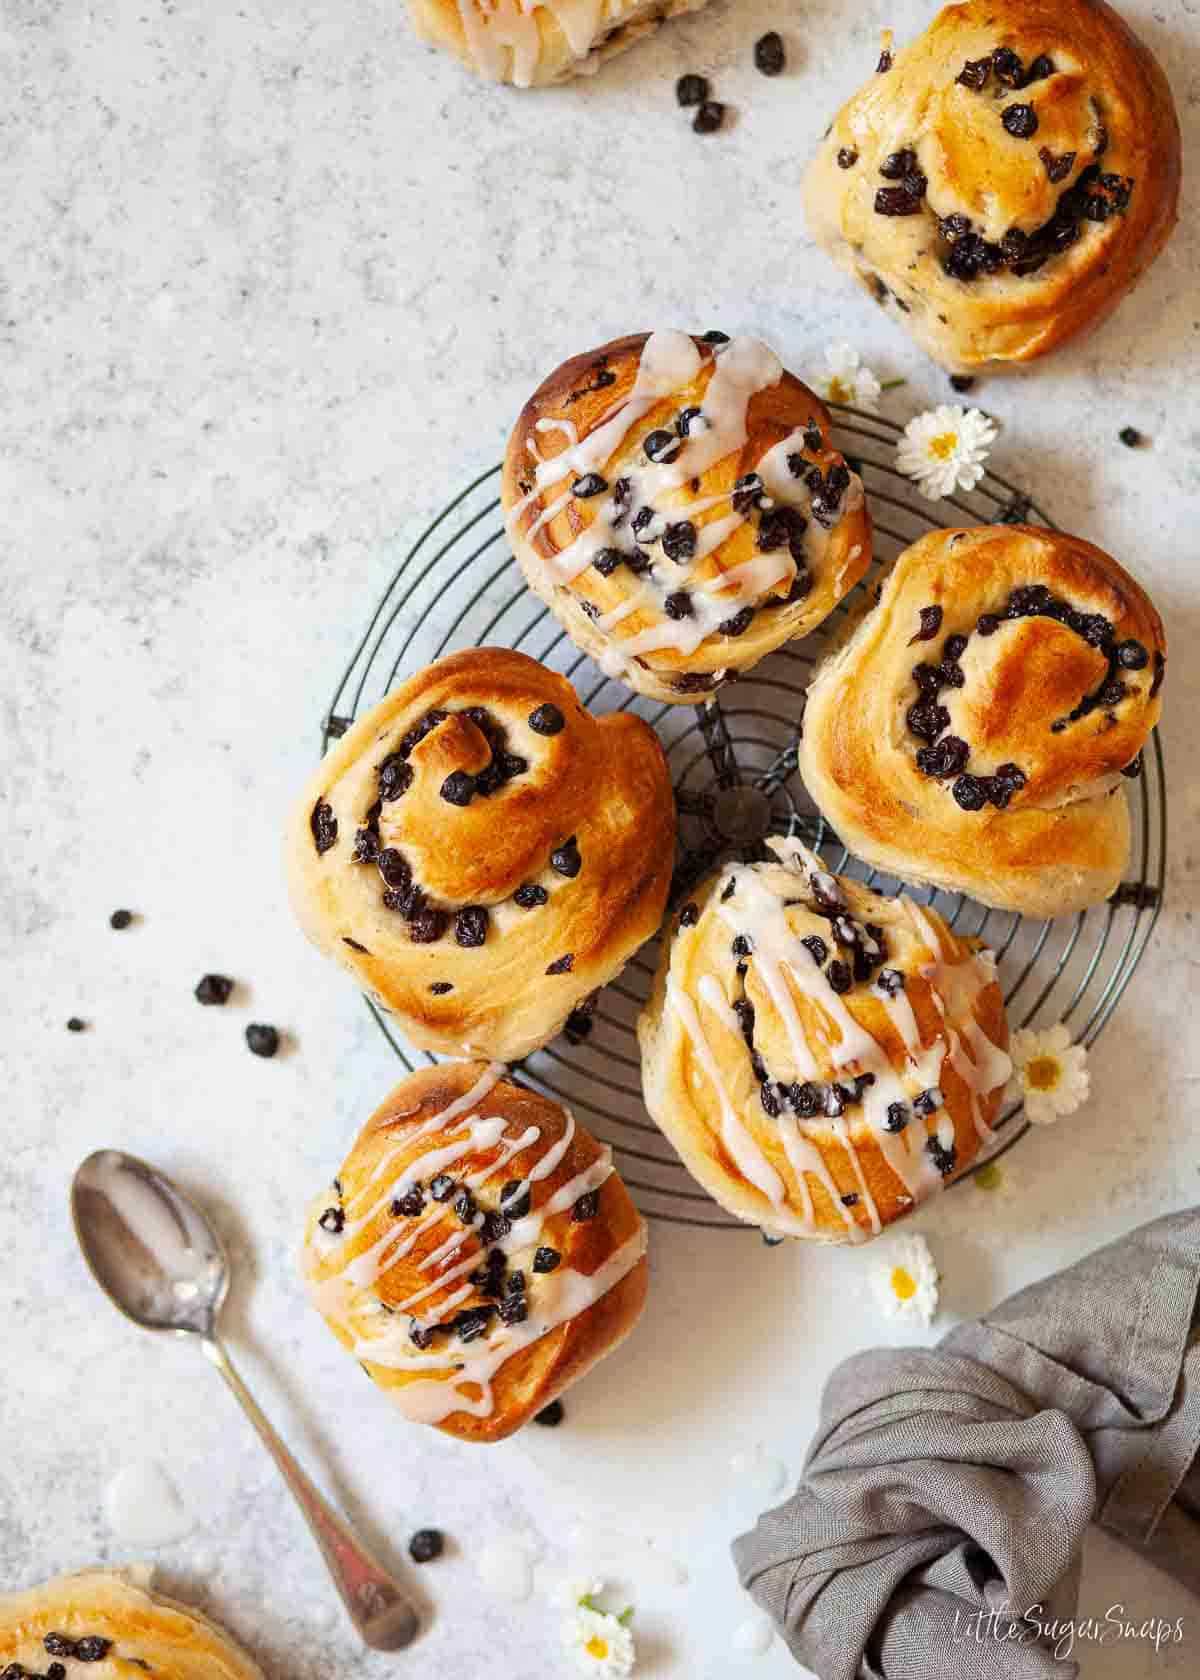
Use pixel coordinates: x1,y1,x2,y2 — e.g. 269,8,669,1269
72,1149,228,1337
71,1147,420,1651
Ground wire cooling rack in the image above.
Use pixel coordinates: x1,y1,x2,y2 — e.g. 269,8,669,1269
320,402,1166,1231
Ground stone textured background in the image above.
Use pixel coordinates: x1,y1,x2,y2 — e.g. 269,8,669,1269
2,0,1198,1674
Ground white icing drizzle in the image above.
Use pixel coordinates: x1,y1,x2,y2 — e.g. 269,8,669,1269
451,0,609,88
379,1232,647,1423
672,975,785,1207
534,415,579,446
304,1072,647,1426
905,902,1013,1145
510,332,863,678
667,851,1011,1236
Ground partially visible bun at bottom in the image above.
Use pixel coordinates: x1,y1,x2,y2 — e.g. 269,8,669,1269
0,1569,263,1680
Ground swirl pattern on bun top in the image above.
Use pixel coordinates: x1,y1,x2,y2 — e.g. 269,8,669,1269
0,1569,263,1680
638,839,1011,1242
302,1062,648,1442
798,525,1165,916
405,0,711,87
503,331,872,704
803,0,1180,369
284,648,675,1062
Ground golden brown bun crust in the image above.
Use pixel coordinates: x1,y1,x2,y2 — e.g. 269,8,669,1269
284,648,676,1061
406,0,710,88
502,332,872,704
302,1063,648,1442
798,525,1165,916
638,847,1010,1241
803,0,1181,369
0,1569,263,1680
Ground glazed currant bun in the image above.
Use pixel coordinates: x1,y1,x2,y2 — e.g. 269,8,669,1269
284,648,675,1062
503,331,872,704
0,1569,263,1680
302,1062,649,1442
406,0,709,86
803,0,1181,369
798,525,1165,916
638,839,1011,1241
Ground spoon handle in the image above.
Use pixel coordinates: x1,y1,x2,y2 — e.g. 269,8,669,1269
201,1336,419,1651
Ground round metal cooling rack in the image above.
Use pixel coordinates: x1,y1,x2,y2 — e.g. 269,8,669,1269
321,402,1166,1232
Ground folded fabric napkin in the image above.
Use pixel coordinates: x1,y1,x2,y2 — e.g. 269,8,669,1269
733,1208,1200,1680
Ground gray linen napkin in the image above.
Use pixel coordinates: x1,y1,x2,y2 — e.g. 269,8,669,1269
732,1208,1200,1680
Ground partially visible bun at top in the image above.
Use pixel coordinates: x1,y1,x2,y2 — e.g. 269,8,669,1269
407,0,711,88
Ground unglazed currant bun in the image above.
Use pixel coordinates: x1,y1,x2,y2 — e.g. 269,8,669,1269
798,526,1165,916
406,0,709,87
803,0,1181,369
302,1062,649,1442
284,649,675,1062
0,1569,264,1680
502,331,873,704
638,839,1011,1242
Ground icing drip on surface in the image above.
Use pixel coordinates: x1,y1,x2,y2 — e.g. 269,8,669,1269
511,331,863,679
477,1539,536,1599
104,1461,192,1547
732,1613,776,1656
304,1072,647,1425
667,852,1010,1235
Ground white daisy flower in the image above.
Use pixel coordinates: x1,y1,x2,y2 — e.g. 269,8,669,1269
1008,1023,1090,1124
870,1232,940,1326
896,405,997,498
553,1575,605,1611
815,342,883,412
562,1605,636,1677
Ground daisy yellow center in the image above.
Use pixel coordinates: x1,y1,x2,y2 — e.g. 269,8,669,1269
827,375,852,403
928,431,960,460
891,1266,917,1301
975,1163,1003,1192
585,1636,610,1660
1025,1055,1062,1092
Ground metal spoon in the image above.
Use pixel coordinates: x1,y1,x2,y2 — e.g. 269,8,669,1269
71,1147,420,1652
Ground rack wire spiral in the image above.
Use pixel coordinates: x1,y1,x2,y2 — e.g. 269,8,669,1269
320,401,1166,1232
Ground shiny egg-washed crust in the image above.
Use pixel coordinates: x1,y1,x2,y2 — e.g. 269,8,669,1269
638,857,1009,1240
406,0,709,87
503,333,873,705
302,1064,648,1442
0,1569,263,1680
803,0,1181,370
798,526,1165,916
284,648,675,1061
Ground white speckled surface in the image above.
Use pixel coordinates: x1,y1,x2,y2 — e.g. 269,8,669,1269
2,0,1199,1674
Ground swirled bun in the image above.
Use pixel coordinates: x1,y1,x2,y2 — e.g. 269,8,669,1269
803,0,1180,369
406,0,709,87
301,1062,649,1442
0,1568,263,1680
284,648,675,1062
798,525,1165,916
502,331,872,704
638,839,1011,1242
